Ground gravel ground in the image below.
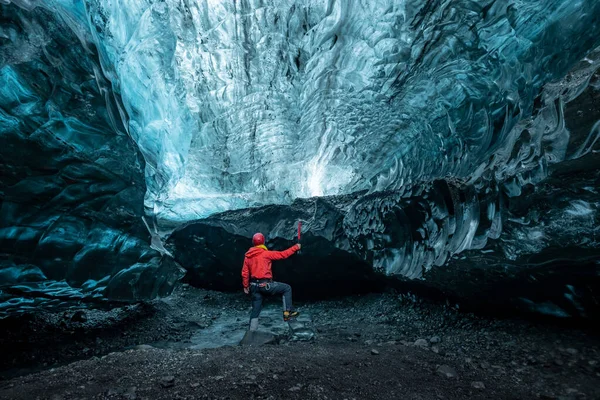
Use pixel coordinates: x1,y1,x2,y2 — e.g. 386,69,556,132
1,286,599,399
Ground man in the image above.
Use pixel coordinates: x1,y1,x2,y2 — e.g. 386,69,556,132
241,232,301,331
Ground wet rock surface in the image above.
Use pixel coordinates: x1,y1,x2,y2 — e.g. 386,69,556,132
0,286,599,399
239,330,277,347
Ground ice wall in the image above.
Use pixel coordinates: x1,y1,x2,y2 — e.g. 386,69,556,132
93,0,600,221
0,3,184,316
2,0,600,316
6,0,600,221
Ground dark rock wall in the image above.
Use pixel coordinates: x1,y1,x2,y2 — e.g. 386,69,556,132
168,197,384,299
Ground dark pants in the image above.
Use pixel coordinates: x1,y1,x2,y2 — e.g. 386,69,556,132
250,281,294,319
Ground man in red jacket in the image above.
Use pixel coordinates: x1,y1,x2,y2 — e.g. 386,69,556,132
242,232,301,331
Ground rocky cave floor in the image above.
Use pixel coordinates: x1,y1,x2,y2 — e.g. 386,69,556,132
0,285,599,400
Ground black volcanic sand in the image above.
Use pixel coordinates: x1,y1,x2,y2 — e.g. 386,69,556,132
1,286,599,400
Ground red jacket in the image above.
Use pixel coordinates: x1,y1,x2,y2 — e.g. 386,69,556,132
241,245,300,288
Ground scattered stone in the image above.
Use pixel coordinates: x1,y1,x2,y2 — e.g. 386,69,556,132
239,330,276,346
289,325,316,342
160,376,175,388
436,365,458,379
71,311,87,323
124,387,137,400
471,381,485,390
3,288,599,399
465,358,477,368
288,384,303,392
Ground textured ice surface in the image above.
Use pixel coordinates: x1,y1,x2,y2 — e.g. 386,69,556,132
5,0,600,221
0,3,184,317
2,0,600,316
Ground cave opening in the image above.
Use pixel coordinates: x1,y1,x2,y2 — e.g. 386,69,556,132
2,1,600,398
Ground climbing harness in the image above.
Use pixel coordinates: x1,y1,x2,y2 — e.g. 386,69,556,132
250,279,272,290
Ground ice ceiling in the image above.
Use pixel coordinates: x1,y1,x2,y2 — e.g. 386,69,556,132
6,0,600,221
1,0,600,316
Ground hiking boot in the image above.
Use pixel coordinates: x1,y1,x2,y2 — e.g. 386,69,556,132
283,310,300,321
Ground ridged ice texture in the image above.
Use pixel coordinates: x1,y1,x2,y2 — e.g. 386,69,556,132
0,3,185,316
6,0,600,221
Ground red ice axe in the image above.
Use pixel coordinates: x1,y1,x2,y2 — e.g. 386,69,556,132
297,221,302,254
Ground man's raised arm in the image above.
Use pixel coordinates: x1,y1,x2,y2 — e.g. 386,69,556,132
264,244,301,261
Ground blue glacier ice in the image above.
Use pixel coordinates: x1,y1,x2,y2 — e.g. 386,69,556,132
0,1,185,316
1,0,600,316
5,0,600,220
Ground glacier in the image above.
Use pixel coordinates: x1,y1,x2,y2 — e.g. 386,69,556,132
5,0,600,220
0,1,185,316
1,0,600,317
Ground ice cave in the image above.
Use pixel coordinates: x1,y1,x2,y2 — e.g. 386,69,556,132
1,1,599,399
